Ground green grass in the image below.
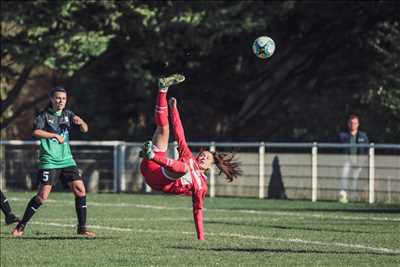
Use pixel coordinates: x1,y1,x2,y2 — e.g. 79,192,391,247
1,192,399,266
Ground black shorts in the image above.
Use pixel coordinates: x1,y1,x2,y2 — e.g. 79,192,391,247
37,166,82,188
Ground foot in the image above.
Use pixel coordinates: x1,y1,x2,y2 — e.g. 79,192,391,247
158,74,185,89
139,141,155,159
77,226,96,238
11,227,24,237
5,213,20,225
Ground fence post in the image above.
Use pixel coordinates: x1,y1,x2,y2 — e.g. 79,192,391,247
113,143,118,193
312,142,318,202
259,142,265,199
209,142,216,198
369,143,375,204
117,143,126,192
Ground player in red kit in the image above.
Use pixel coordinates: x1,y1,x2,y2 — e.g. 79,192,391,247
140,74,242,240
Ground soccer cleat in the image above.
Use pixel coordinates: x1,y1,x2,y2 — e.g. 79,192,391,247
139,141,155,159
77,226,96,238
5,213,20,225
158,74,185,89
11,227,24,237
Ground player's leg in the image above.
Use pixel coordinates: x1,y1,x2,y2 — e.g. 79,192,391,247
351,166,363,201
339,160,350,203
140,74,186,188
0,190,19,225
64,167,95,238
143,74,186,154
12,183,52,236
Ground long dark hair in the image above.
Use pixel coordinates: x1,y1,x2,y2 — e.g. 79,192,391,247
211,151,243,182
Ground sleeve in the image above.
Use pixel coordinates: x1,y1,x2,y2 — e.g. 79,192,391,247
338,132,345,143
362,132,369,154
66,110,76,123
34,113,46,130
170,106,193,159
364,133,369,144
192,189,206,240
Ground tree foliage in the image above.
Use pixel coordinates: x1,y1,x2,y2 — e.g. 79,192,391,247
1,1,399,142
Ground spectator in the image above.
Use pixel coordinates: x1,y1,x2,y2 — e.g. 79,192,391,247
338,114,369,203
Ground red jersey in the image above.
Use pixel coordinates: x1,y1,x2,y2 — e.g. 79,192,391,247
140,106,208,240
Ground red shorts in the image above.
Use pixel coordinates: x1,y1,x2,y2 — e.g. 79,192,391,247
140,151,171,191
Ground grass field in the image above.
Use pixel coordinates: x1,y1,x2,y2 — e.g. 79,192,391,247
1,192,399,266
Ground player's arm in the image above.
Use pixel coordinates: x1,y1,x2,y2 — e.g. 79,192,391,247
169,97,193,159
192,190,205,240
33,114,64,143
72,115,88,133
33,129,64,144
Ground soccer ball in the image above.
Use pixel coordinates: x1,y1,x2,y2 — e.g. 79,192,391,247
252,36,275,59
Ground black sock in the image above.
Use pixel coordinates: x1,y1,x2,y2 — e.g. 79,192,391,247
0,191,13,216
75,196,87,228
17,196,42,230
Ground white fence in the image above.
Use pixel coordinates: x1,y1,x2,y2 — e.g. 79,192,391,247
1,140,399,203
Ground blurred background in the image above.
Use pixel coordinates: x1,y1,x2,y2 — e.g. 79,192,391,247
1,1,399,202
1,1,399,142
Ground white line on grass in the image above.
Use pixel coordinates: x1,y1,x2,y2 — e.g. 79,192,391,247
10,197,400,222
30,221,400,255
28,216,279,222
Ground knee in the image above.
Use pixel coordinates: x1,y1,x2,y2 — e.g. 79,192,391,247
74,190,86,198
36,194,48,204
73,184,86,197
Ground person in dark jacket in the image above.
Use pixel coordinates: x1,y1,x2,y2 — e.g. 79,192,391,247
338,114,369,203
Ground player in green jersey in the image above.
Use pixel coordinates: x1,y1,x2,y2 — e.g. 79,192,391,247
12,87,95,238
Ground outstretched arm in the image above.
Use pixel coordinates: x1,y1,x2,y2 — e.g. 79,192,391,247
169,98,193,159
192,190,205,240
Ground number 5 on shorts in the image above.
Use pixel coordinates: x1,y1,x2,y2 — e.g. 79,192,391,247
42,171,49,182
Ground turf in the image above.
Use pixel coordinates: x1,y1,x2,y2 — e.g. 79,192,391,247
1,192,399,266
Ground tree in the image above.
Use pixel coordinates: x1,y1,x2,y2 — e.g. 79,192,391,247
2,1,399,142
1,1,116,134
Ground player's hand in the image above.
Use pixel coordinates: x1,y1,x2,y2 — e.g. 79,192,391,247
54,134,64,144
73,116,84,125
168,97,177,109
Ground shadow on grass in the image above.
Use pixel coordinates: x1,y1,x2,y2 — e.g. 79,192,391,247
169,246,399,256
206,220,378,234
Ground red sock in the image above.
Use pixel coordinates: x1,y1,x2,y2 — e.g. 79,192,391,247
154,91,168,127
152,155,187,174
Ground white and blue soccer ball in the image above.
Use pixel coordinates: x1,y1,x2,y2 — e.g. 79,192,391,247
252,36,275,59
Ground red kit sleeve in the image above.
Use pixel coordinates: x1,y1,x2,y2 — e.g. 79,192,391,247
170,106,193,159
192,189,206,240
